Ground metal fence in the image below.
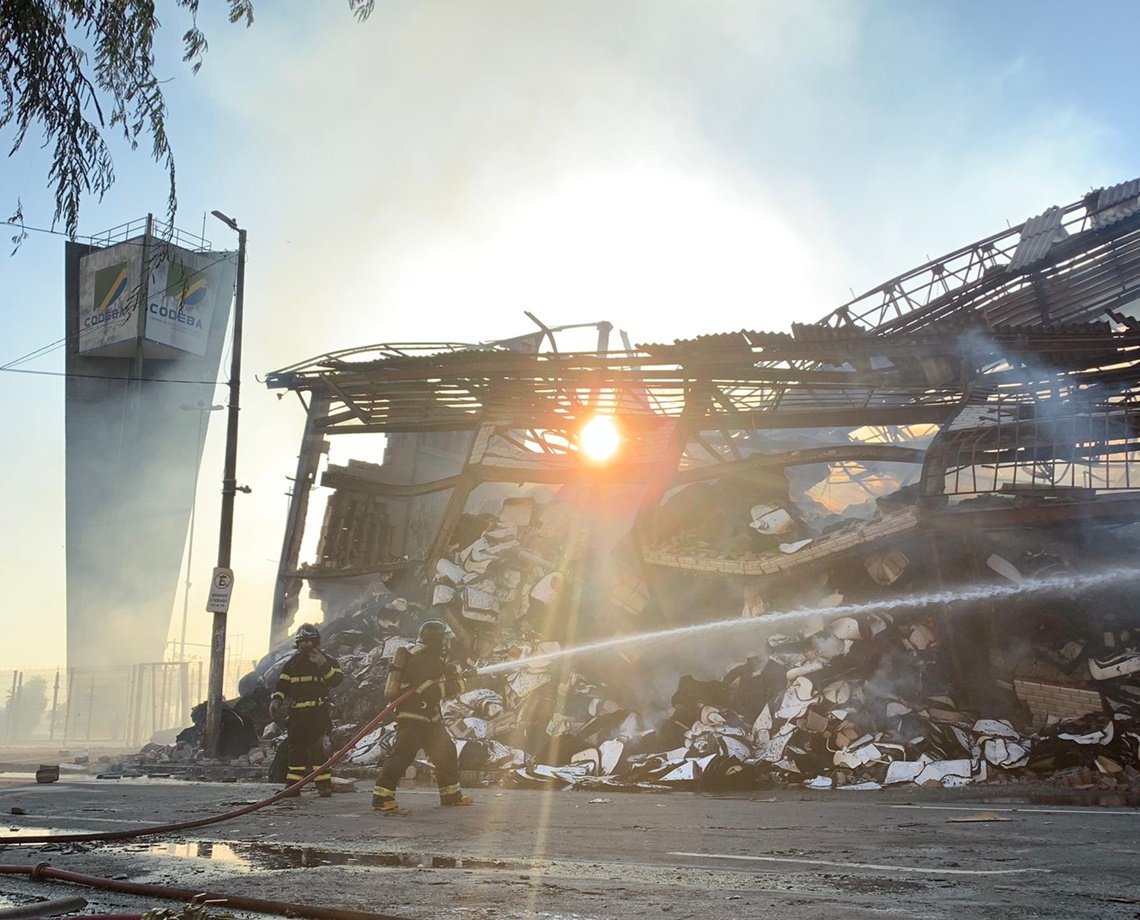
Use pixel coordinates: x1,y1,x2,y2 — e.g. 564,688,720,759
1,654,254,746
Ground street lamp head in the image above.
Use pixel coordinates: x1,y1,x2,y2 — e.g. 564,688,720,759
211,210,238,231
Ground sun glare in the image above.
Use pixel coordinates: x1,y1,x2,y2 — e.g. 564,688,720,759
579,415,621,462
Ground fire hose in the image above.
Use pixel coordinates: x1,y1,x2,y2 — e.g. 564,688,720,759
0,865,411,920
0,685,422,847
0,896,88,919
0,681,470,920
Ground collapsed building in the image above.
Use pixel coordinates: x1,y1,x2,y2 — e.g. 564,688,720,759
146,179,1140,795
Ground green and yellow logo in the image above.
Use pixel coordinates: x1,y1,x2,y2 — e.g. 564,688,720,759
165,261,208,309
94,262,130,311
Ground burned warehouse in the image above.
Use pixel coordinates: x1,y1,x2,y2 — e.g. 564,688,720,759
121,179,1140,798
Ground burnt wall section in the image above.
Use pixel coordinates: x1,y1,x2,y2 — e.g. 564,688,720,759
380,431,474,559
317,488,393,570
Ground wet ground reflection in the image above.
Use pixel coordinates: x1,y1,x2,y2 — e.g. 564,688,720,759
120,839,522,871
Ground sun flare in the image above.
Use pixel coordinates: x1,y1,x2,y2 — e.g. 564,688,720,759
579,415,621,462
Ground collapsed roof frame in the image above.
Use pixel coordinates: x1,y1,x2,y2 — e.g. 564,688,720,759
264,179,1140,646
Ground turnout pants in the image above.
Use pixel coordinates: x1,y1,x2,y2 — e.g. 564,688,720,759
373,718,463,803
286,707,333,789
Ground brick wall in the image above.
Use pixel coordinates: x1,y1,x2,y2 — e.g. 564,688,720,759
1014,678,1103,727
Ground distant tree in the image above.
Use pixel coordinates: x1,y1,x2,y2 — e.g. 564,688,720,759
1,1,375,240
1,676,48,740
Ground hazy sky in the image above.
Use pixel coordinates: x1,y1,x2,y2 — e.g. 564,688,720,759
0,0,1134,671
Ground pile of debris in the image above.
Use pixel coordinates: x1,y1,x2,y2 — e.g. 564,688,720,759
306,599,1140,797
484,610,1140,795
345,496,1140,796
123,485,1140,801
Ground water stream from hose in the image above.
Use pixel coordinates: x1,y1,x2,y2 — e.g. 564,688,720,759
475,565,1138,676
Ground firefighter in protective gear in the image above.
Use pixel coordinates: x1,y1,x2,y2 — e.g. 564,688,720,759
372,620,474,811
271,623,344,797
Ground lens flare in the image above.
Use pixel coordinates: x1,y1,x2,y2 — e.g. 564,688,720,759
579,415,620,462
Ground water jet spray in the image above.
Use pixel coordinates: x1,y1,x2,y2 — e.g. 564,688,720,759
475,565,1140,676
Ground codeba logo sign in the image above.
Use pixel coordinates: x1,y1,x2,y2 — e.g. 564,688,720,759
94,262,130,313
144,249,227,357
77,240,147,354
165,260,209,310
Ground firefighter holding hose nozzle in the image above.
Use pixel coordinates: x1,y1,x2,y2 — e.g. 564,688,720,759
372,619,474,812
270,623,344,797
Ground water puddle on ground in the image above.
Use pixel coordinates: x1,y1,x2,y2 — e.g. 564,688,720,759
1,826,79,839
121,839,522,872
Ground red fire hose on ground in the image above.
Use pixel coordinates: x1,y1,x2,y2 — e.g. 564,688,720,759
0,685,461,919
0,865,412,920
0,686,420,847
0,896,88,919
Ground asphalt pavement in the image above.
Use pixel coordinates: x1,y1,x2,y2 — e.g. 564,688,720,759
1,774,1138,919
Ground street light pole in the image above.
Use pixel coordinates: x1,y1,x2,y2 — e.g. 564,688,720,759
177,401,223,663
204,211,246,758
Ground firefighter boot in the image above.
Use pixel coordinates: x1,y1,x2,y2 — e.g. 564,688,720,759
440,791,473,806
316,780,333,798
372,786,400,812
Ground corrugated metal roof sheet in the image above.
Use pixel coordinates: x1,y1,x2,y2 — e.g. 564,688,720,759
743,330,797,347
1091,178,1140,230
1009,206,1068,271
640,330,771,352
788,322,871,342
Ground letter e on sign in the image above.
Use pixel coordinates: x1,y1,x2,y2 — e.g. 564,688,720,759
207,567,235,614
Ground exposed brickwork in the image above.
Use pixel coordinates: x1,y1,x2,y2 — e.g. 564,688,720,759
1014,679,1103,727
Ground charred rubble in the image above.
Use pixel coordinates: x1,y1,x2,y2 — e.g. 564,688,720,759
127,483,1140,799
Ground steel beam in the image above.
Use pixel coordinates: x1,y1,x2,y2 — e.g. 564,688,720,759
269,393,330,649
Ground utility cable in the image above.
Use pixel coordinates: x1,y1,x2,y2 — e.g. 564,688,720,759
1,246,240,376
1,338,67,371
0,366,222,385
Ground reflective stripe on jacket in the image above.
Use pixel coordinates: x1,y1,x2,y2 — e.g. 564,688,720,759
272,651,344,709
